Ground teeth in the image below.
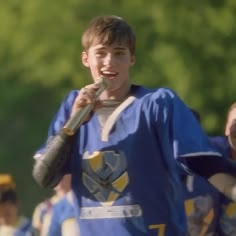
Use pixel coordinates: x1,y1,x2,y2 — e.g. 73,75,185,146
102,71,116,75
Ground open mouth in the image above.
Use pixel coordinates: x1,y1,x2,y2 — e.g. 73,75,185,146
101,70,118,80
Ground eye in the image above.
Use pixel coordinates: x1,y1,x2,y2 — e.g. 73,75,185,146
96,51,106,57
115,51,126,56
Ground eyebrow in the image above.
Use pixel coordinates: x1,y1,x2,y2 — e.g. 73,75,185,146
113,47,127,50
95,46,128,51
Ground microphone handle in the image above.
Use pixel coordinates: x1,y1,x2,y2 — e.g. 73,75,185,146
62,77,108,136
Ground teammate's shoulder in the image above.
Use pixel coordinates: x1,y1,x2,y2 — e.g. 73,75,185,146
53,192,72,207
33,198,54,213
209,136,229,151
209,136,227,145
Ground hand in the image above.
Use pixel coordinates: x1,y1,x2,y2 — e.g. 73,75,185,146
71,83,102,119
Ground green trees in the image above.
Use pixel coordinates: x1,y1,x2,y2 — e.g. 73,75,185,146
1,0,236,216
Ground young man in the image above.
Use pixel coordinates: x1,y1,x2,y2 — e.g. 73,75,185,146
32,15,236,235
0,174,34,236
210,102,236,235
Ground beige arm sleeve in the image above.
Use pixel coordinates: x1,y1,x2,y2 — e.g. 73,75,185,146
208,173,236,201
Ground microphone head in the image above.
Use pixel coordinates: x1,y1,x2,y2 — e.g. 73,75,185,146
96,76,110,87
94,77,110,96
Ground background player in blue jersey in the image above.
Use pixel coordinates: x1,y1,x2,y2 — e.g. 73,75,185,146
45,190,79,236
182,109,222,236
32,174,74,235
32,15,236,236
210,102,236,235
0,174,34,236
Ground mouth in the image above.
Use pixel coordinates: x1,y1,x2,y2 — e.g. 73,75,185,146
100,70,118,80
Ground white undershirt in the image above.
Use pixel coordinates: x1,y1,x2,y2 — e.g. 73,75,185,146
96,101,121,129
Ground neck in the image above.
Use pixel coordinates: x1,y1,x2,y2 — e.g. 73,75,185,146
100,81,132,101
56,190,68,199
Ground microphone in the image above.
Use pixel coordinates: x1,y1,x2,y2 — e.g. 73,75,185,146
62,77,109,136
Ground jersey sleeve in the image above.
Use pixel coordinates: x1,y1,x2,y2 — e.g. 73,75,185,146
170,96,219,159
150,88,234,178
151,89,219,157
170,92,236,178
42,90,79,143
33,90,79,173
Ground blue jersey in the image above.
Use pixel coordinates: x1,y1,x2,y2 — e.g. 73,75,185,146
46,191,79,236
37,85,223,236
32,197,56,235
209,136,236,235
32,200,52,227
182,174,222,235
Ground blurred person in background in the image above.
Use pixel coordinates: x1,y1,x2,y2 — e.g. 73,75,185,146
44,189,79,236
210,102,236,235
0,174,34,236
32,174,79,236
182,109,222,236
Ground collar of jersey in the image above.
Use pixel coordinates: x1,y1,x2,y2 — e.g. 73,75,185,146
101,95,136,141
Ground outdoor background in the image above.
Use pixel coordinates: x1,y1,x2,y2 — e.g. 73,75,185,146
1,0,236,217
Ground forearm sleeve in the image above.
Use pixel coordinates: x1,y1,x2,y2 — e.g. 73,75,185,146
185,155,236,178
32,131,74,188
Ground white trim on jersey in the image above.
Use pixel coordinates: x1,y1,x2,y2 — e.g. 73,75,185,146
101,96,136,141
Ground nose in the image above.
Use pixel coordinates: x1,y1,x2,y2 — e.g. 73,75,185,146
103,53,115,66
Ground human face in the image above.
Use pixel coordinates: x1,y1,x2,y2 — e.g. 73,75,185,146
82,43,135,99
0,203,18,225
225,108,236,150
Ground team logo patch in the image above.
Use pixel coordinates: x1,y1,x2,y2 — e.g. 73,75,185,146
220,202,236,234
82,150,129,206
185,195,214,235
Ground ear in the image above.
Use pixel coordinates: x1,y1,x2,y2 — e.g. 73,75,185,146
130,55,136,66
82,51,89,67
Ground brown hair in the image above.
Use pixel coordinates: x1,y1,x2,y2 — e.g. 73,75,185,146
0,189,17,204
82,15,136,55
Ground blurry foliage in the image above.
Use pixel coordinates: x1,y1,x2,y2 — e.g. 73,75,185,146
1,0,236,216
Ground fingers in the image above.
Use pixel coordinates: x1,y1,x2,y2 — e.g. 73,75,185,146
71,84,101,117
82,87,96,102
78,85,99,105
